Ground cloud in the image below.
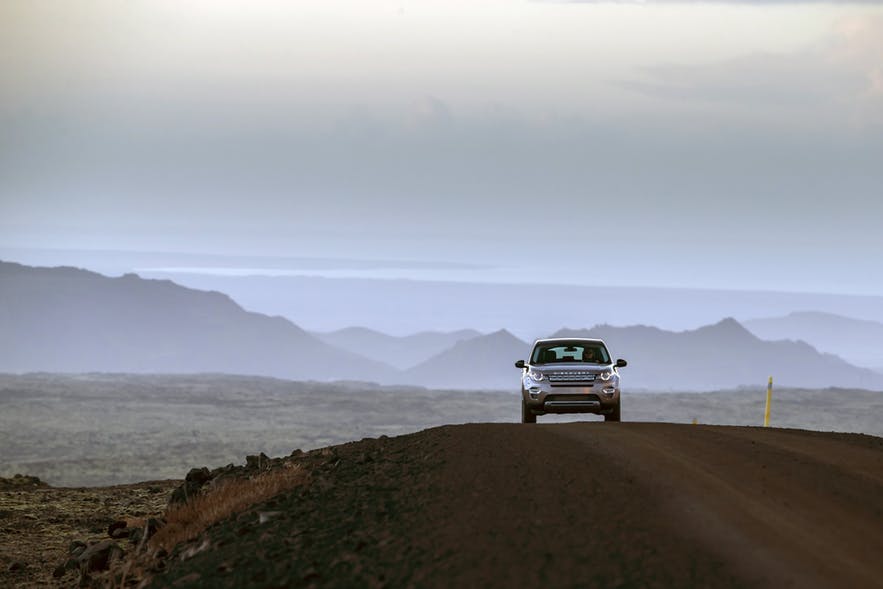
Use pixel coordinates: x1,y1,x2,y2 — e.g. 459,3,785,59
547,1,883,4
618,15,883,125
832,16,883,99
407,95,454,131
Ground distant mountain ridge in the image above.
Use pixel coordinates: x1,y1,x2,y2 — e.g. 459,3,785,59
399,329,530,390
313,327,481,370
554,318,883,391
134,270,883,337
391,318,883,391
744,311,883,370
0,261,394,381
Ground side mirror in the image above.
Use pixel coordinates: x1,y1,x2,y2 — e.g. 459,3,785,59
514,360,526,369
615,358,628,368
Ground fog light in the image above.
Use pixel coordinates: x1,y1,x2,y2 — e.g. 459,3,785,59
602,387,616,395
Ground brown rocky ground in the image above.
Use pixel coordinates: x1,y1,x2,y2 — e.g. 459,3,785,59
0,477,179,587
4,422,883,588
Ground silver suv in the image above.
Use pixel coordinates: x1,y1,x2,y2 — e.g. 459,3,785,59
515,338,627,423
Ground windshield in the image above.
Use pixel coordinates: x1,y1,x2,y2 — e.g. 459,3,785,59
531,341,610,365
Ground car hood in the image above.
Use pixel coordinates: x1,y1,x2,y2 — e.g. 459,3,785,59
529,363,612,374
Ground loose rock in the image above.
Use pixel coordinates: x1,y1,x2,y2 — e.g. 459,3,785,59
78,540,123,573
108,520,129,539
169,467,212,505
245,453,267,469
129,517,164,545
52,558,78,578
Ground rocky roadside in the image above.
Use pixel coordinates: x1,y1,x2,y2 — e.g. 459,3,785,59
25,437,411,588
129,432,446,588
0,475,179,587
0,449,319,588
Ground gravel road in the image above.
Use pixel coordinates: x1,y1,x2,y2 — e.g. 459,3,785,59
144,422,883,588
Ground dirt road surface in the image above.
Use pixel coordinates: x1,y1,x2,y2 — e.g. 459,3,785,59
134,422,882,588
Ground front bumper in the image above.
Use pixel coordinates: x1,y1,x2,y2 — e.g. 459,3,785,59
521,384,620,416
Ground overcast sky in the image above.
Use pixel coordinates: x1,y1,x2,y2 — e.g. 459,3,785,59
2,1,882,293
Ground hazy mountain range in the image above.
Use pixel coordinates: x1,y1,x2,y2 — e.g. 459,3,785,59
398,329,530,390
744,311,883,372
132,270,883,339
554,321,883,391
313,327,481,370
2,260,882,391
0,261,392,381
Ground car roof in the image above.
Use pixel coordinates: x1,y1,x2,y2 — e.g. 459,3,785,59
532,337,606,345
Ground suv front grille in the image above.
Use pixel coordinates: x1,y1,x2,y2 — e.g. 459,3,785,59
547,371,596,385
545,393,601,403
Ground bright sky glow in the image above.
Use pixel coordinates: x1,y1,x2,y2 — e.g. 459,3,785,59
2,1,883,293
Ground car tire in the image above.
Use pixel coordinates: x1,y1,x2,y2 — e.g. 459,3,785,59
604,400,621,422
521,399,536,424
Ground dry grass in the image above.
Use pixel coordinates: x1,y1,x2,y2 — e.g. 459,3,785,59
150,463,308,553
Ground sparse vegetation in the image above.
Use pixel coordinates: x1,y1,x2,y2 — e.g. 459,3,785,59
0,479,179,588
151,463,309,553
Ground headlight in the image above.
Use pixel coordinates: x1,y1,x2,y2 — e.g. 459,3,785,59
527,370,545,381
599,369,615,382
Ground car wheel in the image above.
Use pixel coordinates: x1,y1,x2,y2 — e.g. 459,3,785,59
521,399,536,424
604,400,621,422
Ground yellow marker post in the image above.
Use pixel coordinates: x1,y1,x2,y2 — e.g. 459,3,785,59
763,376,773,427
